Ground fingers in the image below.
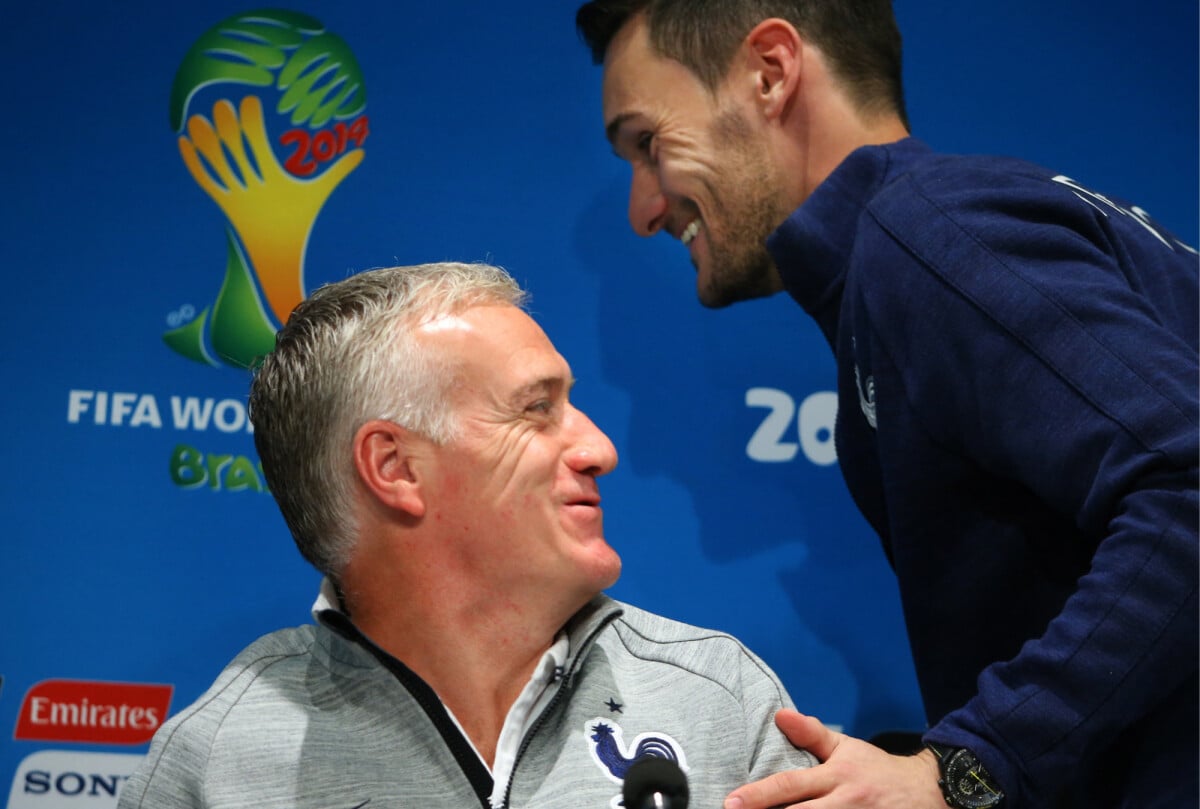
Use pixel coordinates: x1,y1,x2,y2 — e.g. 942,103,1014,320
316,147,365,192
724,765,833,809
723,712,837,809
214,99,259,185
178,136,222,197
181,113,237,193
728,717,947,809
181,94,362,197
235,96,284,180
775,709,841,762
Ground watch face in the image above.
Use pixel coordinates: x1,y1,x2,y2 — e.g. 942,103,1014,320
943,748,1004,809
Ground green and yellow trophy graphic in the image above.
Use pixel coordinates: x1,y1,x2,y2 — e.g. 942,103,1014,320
166,9,367,368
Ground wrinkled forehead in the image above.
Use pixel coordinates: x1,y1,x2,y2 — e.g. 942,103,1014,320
601,16,707,144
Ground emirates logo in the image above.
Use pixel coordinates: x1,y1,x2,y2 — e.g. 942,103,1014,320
14,679,173,745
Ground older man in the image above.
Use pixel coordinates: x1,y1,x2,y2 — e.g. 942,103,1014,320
118,262,815,809
576,1,1199,808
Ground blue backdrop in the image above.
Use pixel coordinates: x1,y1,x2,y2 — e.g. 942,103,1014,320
3,2,1196,806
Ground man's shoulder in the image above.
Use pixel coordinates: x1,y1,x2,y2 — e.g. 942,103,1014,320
119,624,390,807
154,625,333,740
607,601,733,641
602,601,771,677
877,145,1060,217
858,145,1122,279
219,624,323,679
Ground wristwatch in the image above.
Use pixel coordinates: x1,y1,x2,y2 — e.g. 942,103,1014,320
925,742,1005,808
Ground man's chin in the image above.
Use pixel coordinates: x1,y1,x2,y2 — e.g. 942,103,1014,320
695,265,731,308
697,276,780,309
698,289,737,309
696,252,784,308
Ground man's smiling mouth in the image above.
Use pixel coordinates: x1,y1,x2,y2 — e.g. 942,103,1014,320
680,219,700,246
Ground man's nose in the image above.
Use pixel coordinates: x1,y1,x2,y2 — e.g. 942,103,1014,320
565,405,619,477
628,163,667,237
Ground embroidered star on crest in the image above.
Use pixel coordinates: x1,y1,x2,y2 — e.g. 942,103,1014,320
605,698,623,713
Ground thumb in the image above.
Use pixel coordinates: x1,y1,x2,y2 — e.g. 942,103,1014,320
318,147,365,191
775,709,840,761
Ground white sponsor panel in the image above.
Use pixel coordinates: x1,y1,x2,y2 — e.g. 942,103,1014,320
8,751,143,809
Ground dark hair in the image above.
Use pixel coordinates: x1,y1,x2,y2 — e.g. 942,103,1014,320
576,0,907,127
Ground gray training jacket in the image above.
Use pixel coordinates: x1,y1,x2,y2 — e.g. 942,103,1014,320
119,595,816,808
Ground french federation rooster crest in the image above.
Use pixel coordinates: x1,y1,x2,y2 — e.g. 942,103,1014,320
585,718,688,808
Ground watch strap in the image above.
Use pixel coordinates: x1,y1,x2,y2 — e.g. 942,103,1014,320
925,742,1004,809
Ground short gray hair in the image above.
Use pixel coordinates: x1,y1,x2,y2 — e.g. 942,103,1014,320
248,262,528,580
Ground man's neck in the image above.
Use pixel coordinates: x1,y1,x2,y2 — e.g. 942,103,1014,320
342,564,578,766
790,112,909,210
774,43,909,208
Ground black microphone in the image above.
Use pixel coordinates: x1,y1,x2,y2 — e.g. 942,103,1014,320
622,756,689,809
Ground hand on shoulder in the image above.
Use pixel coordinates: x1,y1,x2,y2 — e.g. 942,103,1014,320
724,710,945,809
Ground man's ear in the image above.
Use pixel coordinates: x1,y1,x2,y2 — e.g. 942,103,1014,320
743,18,803,120
353,419,427,518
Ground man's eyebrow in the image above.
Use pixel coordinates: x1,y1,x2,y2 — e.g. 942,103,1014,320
507,375,575,407
605,112,638,147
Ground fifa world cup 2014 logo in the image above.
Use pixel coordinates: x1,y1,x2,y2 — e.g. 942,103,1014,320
166,9,367,368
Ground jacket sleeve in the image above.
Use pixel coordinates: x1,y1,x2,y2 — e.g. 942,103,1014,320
118,709,212,809
735,644,820,779
864,172,1199,805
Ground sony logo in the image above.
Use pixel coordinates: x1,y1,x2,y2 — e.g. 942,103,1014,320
22,769,129,798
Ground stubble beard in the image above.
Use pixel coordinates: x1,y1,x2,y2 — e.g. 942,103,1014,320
696,112,789,309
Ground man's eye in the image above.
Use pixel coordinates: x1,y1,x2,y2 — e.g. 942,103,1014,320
526,399,554,415
636,132,654,156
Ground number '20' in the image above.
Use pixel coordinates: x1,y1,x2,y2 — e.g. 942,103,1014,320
745,388,838,466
